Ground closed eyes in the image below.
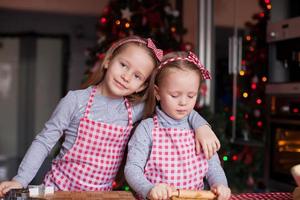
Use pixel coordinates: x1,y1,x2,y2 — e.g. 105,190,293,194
120,62,128,68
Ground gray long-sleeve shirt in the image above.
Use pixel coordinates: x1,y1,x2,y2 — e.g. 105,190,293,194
125,107,228,199
13,86,208,187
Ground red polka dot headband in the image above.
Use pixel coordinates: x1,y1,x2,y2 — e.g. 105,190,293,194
112,38,163,62
158,51,211,80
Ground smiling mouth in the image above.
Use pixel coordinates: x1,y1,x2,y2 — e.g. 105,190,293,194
114,79,127,89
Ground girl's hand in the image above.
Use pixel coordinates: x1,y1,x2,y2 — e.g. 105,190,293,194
0,180,23,197
147,183,176,200
211,184,231,200
195,125,220,159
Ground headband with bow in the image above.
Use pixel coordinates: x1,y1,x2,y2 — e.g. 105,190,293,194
158,51,211,80
112,38,163,62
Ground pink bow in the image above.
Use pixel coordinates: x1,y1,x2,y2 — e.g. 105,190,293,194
147,38,163,61
187,51,211,80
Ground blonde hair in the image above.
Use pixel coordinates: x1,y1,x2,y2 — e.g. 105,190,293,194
143,51,203,119
83,35,161,104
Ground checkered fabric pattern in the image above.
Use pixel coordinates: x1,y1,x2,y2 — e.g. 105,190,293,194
144,115,208,189
44,86,133,191
230,192,292,200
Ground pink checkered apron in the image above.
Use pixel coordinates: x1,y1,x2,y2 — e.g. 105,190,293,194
44,86,133,191
144,115,208,190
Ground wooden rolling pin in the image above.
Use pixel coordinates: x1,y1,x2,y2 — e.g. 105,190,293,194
171,189,216,200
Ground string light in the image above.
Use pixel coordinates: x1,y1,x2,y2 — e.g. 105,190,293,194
115,20,121,25
243,92,248,98
100,17,107,24
232,155,238,161
259,12,265,18
241,60,246,65
171,27,176,32
262,76,267,82
293,108,299,113
267,4,272,10
256,98,262,104
239,70,245,76
251,83,257,90
246,35,251,41
125,22,130,28
223,155,228,161
230,115,235,121
257,121,263,127
112,181,117,187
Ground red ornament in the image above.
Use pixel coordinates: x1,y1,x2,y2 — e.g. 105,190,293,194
256,98,262,104
257,121,263,127
100,17,107,24
232,155,238,161
259,12,265,18
112,181,117,188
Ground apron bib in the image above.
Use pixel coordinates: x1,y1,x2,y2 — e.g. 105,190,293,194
44,86,133,191
144,115,208,190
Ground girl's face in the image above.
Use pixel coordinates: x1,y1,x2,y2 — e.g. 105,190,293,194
100,44,155,98
155,68,200,120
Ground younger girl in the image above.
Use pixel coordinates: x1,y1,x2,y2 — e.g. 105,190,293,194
0,36,219,195
125,51,231,200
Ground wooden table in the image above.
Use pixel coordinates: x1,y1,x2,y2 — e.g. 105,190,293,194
44,191,136,200
39,191,293,200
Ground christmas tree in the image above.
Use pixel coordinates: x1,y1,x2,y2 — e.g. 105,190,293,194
199,0,271,193
83,0,191,87
235,0,271,141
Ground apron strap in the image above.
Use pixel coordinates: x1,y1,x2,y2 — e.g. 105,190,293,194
124,98,133,126
84,86,97,118
153,115,159,128
84,86,133,127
